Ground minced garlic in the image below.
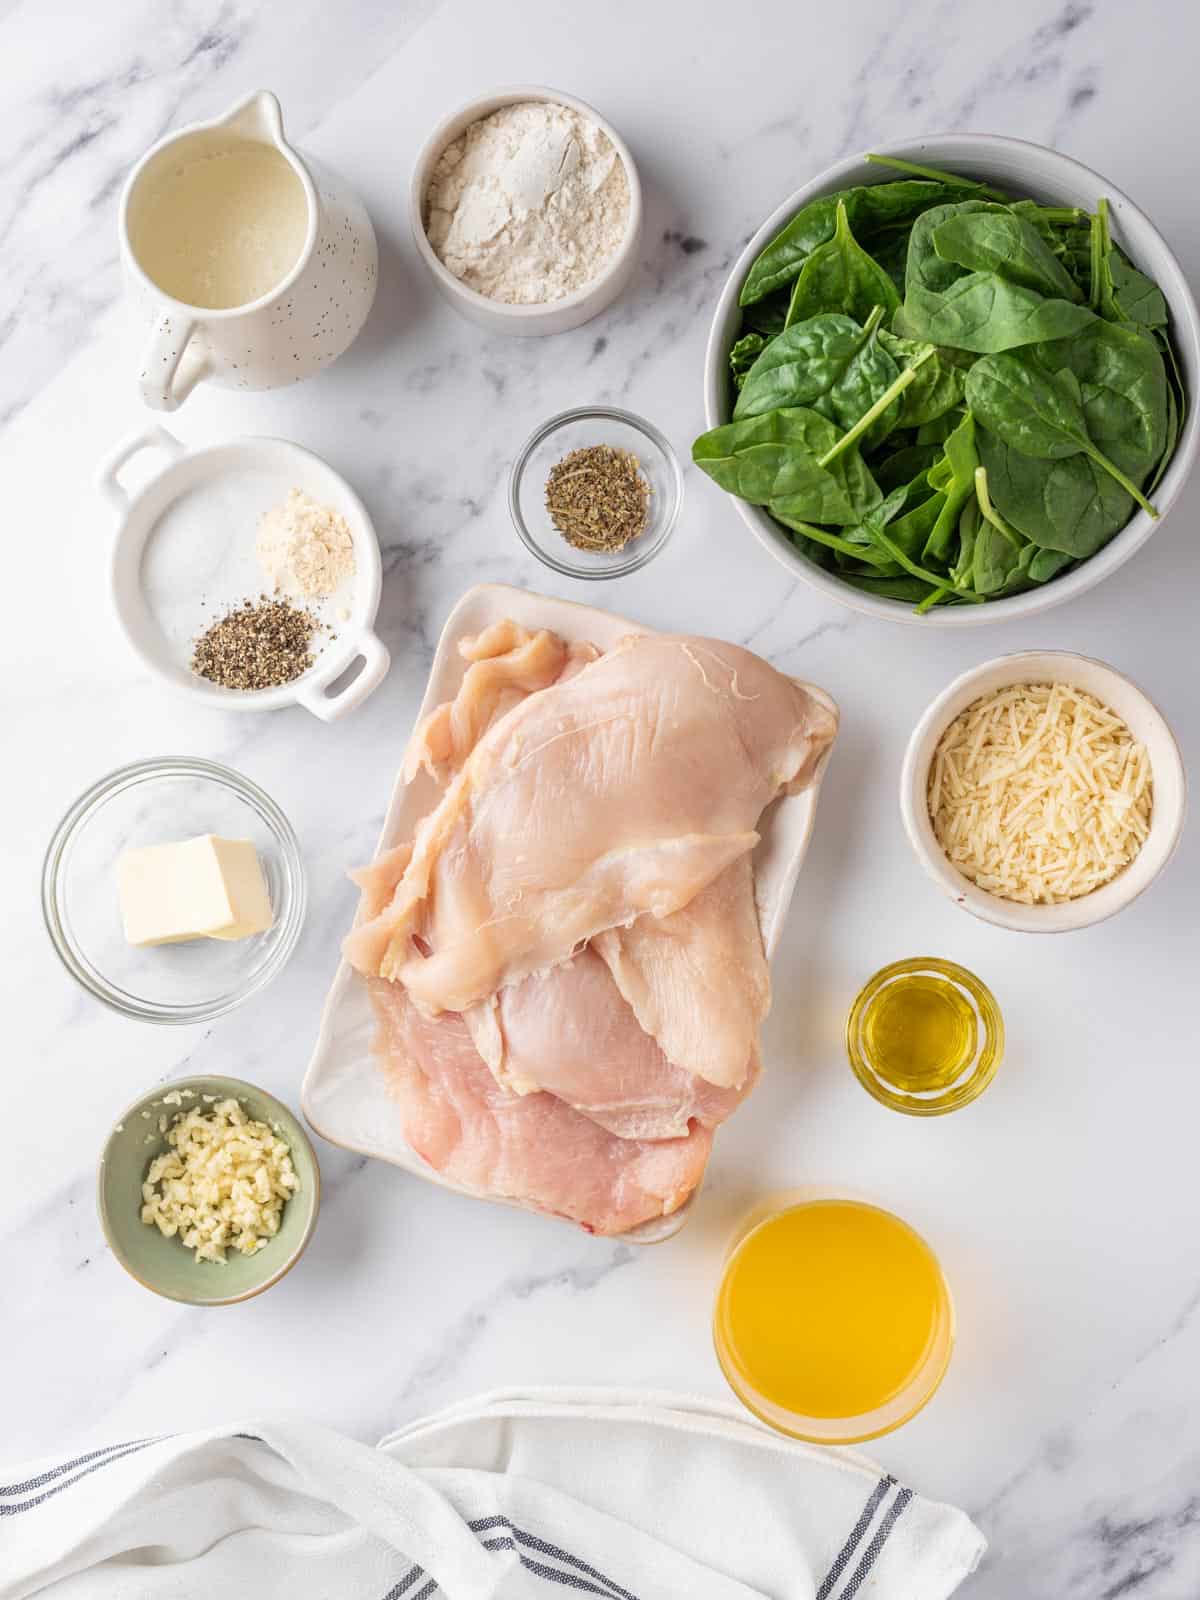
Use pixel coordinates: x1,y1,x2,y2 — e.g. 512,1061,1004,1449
928,682,1152,906
140,1097,298,1264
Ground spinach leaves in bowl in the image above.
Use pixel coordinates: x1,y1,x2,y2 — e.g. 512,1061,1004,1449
694,153,1186,614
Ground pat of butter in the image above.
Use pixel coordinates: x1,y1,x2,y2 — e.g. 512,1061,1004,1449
118,835,274,947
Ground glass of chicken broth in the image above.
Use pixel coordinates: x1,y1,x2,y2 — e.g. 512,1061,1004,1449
713,1197,954,1443
127,137,310,309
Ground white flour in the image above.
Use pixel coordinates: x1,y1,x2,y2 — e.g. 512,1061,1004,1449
424,101,631,304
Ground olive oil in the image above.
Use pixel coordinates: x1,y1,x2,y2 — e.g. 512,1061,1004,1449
863,973,976,1091
714,1200,952,1438
846,958,1003,1116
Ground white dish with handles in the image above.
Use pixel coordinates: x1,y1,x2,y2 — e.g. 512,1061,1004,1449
703,133,1200,627
900,650,1187,932
97,427,390,721
301,582,838,1241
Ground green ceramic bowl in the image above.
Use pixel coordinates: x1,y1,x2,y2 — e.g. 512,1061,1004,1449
98,1075,320,1305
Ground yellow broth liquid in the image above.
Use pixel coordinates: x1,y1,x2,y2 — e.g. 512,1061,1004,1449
863,974,977,1091
714,1201,948,1421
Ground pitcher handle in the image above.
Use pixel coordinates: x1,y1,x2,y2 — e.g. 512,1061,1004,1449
294,630,391,722
138,312,209,412
96,425,185,510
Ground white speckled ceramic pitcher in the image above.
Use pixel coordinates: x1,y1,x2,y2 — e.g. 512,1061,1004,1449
119,91,378,411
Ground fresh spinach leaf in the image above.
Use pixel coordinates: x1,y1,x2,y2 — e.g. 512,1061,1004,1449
785,201,901,326
729,332,767,389
976,429,1132,557
693,408,855,518
915,407,968,444
1028,547,1074,582
1158,329,1187,412
840,573,957,604
734,309,890,419
950,498,980,589
1109,252,1168,328
816,343,936,467
741,290,791,336
858,502,983,599
871,227,911,294
964,346,1160,515
972,517,1027,594
882,491,946,559
903,201,1096,352
923,411,979,563
1088,198,1169,329
1033,319,1168,482
874,442,945,491
931,205,1083,301
903,269,1097,352
693,407,882,525
739,180,975,305
769,510,894,567
1149,368,1180,495
877,328,967,425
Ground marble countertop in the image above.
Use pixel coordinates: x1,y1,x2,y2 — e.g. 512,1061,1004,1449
5,1,1199,1593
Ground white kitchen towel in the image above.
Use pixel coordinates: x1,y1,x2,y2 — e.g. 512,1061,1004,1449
0,1387,985,1600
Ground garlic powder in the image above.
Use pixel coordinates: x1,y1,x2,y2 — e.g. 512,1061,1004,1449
257,488,356,600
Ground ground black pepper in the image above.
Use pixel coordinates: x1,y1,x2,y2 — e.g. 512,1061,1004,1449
544,445,650,553
191,596,320,691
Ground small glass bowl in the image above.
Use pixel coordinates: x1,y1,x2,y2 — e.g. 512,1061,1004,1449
509,406,682,579
846,956,1004,1116
42,757,306,1025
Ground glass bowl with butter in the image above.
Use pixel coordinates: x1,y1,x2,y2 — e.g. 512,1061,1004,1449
42,757,305,1023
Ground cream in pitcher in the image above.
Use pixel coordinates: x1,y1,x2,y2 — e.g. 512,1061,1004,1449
129,142,309,310
120,90,377,410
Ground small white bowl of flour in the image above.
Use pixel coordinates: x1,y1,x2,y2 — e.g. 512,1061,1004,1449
411,86,642,336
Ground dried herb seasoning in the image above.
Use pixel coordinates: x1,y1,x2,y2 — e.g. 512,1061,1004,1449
544,445,650,553
191,596,321,691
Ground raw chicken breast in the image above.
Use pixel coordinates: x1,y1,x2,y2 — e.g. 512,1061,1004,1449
357,634,837,1015
403,621,598,787
350,630,753,1138
368,977,710,1235
481,948,749,1138
345,842,414,973
592,853,769,1089
342,619,837,1234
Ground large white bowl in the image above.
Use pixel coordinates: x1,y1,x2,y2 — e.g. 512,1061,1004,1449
702,134,1200,627
900,651,1186,932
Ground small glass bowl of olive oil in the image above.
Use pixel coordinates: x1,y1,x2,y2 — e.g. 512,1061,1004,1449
713,1197,954,1444
846,957,1003,1116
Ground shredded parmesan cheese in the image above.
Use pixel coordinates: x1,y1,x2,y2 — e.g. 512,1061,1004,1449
140,1098,298,1263
928,682,1152,905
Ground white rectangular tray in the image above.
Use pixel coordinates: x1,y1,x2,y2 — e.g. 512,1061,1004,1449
300,584,837,1241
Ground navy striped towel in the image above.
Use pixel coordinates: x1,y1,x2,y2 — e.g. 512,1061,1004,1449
0,1387,984,1598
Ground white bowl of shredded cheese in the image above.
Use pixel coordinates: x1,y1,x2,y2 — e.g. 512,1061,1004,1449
901,652,1186,932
